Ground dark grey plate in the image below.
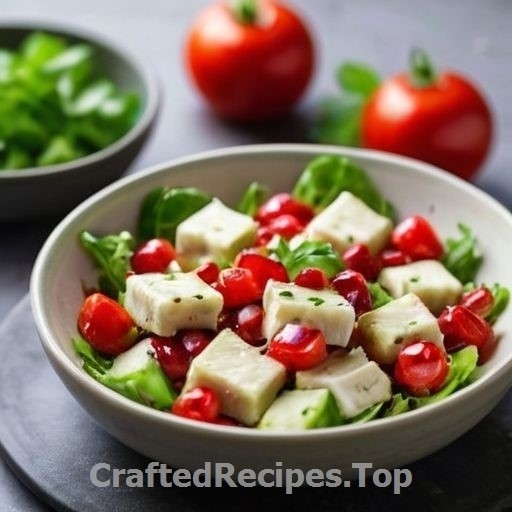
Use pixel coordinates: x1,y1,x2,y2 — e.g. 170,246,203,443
1,296,512,512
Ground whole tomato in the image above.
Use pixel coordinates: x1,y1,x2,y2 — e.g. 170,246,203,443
185,0,315,122
362,50,493,180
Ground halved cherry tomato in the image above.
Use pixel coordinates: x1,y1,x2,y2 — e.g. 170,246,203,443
212,267,261,308
438,305,496,363
392,215,443,261
256,193,314,225
185,1,315,122
460,287,494,318
195,261,220,284
293,267,329,290
78,293,137,356
236,304,264,345
342,243,379,281
172,387,221,423
236,252,288,291
131,238,175,274
331,269,372,316
394,341,449,396
266,324,327,372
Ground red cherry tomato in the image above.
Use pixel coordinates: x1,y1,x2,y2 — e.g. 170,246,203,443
379,249,408,268
236,252,288,291
172,387,221,423
195,261,220,284
77,293,137,356
331,269,372,316
394,341,449,396
213,267,261,308
185,0,315,122
256,193,314,225
460,287,494,318
266,324,327,372
438,305,496,363
293,267,329,290
131,238,176,274
362,50,492,181
263,214,306,239
392,215,444,261
342,243,379,281
236,304,265,345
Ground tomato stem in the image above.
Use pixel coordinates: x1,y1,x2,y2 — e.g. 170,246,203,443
409,48,437,88
231,0,259,24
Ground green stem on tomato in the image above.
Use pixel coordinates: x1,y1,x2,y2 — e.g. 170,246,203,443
409,48,437,88
231,0,259,24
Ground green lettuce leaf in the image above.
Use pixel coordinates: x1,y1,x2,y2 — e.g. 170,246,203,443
368,282,393,309
237,181,268,217
487,283,510,325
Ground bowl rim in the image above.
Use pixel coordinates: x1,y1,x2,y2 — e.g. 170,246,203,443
0,19,159,180
30,143,512,440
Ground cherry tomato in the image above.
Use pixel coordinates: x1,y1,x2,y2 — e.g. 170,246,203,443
131,238,175,274
213,267,261,308
266,323,327,372
262,214,305,239
362,50,492,180
342,243,379,281
394,341,449,396
331,269,372,316
438,305,496,363
293,267,329,290
172,387,221,423
379,249,408,268
185,0,315,122
77,293,137,356
236,304,265,345
392,215,443,261
460,287,494,318
256,193,314,225
236,252,288,291
195,261,220,284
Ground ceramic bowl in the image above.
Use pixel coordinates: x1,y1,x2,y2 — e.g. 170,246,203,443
0,21,159,221
30,144,512,478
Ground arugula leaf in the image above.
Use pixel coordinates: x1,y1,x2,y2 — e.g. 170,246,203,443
73,337,113,378
347,403,384,424
368,282,393,309
292,154,396,219
80,230,134,297
137,187,211,243
487,283,510,325
237,181,268,217
442,224,483,283
273,238,343,280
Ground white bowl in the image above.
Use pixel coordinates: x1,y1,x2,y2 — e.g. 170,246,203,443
30,144,512,477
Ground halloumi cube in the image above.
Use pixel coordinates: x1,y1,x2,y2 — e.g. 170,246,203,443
124,272,223,336
262,280,356,347
306,191,392,255
357,293,444,365
175,198,257,267
183,329,286,425
296,348,392,418
378,259,463,314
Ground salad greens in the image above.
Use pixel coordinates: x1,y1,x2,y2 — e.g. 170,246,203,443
237,181,268,217
368,282,393,309
0,32,140,170
292,154,395,220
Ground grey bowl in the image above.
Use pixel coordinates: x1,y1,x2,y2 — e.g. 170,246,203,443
0,21,159,222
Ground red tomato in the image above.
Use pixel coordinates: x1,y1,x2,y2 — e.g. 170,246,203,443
394,341,449,396
362,51,492,180
172,387,221,423
378,249,408,268
77,293,137,356
460,287,494,318
195,261,220,284
236,304,265,345
438,305,496,363
266,324,327,372
213,267,261,308
185,0,315,122
262,214,305,239
256,193,314,225
131,238,175,274
331,269,372,316
392,215,444,261
342,243,379,281
293,267,329,290
236,252,288,291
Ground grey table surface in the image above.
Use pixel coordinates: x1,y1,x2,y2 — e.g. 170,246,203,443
1,0,511,510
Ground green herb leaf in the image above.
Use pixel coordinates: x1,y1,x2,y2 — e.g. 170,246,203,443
336,62,381,98
73,337,113,377
237,181,268,216
487,283,510,325
292,154,396,220
368,282,393,309
442,224,483,283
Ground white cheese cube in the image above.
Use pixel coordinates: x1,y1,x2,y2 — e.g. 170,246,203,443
357,293,444,365
183,329,286,425
378,259,463,314
109,338,155,378
296,348,391,418
306,191,392,255
124,272,223,336
262,280,356,347
175,198,257,267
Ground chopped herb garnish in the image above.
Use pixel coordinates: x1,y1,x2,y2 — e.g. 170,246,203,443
193,294,204,300
279,291,294,298
173,297,182,303
308,296,325,306
409,276,420,283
